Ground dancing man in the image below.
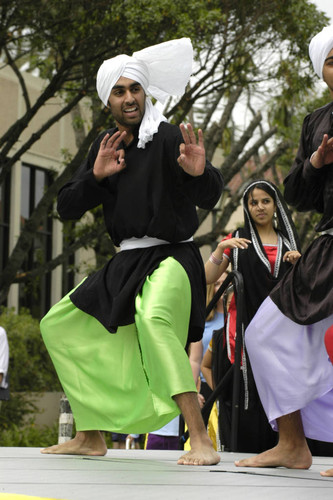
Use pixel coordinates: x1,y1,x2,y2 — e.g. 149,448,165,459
235,25,333,474
40,38,223,466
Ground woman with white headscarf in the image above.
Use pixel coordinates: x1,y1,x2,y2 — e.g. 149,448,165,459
235,25,333,474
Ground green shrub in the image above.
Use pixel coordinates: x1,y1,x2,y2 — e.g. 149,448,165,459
0,307,61,429
0,307,61,392
0,395,37,430
0,422,59,447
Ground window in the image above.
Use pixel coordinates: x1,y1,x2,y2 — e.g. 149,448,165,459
0,173,10,302
19,165,53,318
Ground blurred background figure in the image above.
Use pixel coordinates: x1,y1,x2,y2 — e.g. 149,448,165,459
187,274,228,450
111,433,127,449
201,284,235,392
189,274,228,414
112,433,143,449
125,434,142,449
0,326,9,408
146,416,180,450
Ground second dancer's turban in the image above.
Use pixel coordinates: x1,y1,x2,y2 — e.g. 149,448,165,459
309,24,333,79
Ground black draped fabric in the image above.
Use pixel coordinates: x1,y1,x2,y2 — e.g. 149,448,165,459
231,227,295,326
58,121,223,343
221,234,296,452
271,102,333,323
271,235,333,324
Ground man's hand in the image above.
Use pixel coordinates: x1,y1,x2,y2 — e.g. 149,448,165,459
93,130,127,181
177,123,206,177
310,134,333,169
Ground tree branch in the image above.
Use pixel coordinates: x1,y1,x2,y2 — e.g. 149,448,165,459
0,91,86,186
0,109,108,303
4,46,31,111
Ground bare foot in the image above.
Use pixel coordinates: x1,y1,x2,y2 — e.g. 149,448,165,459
320,468,333,477
235,442,312,469
41,431,107,456
177,436,220,466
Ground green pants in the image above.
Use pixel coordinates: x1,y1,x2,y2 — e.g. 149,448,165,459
40,257,197,433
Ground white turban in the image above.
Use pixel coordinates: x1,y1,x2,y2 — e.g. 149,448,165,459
96,38,193,148
309,24,333,79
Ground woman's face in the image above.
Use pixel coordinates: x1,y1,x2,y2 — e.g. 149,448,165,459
247,188,276,228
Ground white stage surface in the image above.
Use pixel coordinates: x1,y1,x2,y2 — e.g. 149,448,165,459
1,448,333,499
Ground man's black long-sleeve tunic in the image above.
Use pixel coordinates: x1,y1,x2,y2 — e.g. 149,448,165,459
283,101,333,231
270,102,333,324
58,122,224,342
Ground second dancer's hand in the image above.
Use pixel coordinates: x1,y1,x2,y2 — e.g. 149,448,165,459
310,134,333,169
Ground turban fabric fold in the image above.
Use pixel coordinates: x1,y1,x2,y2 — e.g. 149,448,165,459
309,24,333,79
96,38,193,148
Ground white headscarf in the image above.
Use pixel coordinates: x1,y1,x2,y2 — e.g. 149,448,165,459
96,38,193,148
309,24,333,79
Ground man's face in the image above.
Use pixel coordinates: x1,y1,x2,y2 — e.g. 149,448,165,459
323,48,333,96
108,76,145,129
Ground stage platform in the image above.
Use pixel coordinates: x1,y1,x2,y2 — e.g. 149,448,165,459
1,447,333,500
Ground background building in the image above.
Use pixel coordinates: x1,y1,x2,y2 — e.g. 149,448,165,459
0,66,92,318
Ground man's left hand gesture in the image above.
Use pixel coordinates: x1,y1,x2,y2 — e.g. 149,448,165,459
178,123,206,177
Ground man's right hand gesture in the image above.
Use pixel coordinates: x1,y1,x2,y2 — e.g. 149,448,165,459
93,130,127,181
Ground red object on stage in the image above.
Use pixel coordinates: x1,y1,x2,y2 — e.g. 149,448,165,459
324,325,333,365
